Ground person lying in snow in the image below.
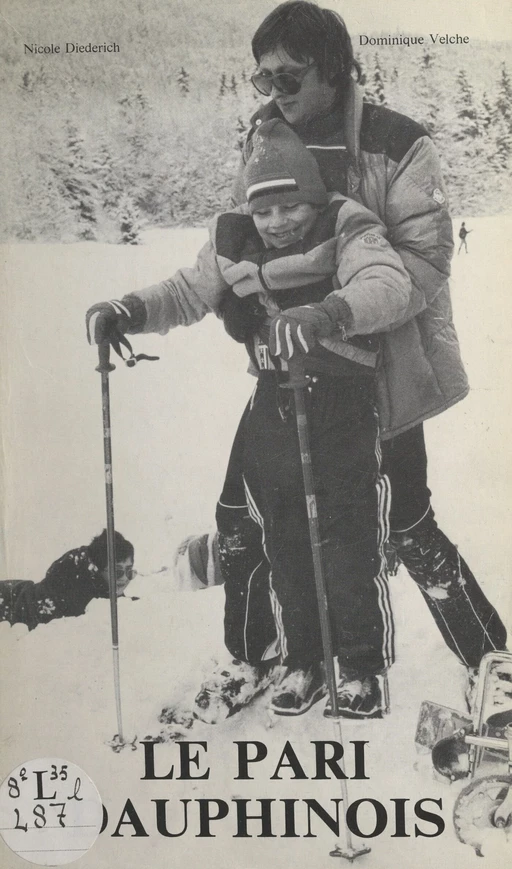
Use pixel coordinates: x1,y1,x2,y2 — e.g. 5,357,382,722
86,119,415,720
0,530,134,630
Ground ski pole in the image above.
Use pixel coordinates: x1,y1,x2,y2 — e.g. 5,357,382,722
281,355,370,861
96,342,126,751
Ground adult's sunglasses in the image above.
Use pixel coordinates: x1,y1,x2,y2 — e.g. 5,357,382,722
250,63,316,97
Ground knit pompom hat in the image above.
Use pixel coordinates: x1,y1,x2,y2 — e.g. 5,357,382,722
244,118,328,213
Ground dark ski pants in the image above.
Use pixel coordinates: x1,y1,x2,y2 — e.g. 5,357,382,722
218,371,394,675
218,404,507,671
383,426,507,669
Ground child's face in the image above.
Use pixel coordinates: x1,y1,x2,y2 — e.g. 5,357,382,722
252,202,319,249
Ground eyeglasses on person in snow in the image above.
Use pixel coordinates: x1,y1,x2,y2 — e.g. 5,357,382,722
250,63,316,97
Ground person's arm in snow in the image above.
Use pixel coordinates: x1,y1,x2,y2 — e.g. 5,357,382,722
86,218,230,343
269,200,414,360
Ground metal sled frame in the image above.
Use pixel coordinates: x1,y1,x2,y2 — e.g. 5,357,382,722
466,650,512,778
451,651,512,850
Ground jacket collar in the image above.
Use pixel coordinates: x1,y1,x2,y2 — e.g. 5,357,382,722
343,81,363,162
249,81,363,163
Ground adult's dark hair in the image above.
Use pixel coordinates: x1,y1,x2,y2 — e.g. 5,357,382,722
88,530,134,570
252,1,361,97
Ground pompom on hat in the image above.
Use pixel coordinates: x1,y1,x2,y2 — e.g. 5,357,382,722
244,118,328,213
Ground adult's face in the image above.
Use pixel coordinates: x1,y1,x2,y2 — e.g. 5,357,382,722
100,557,134,596
256,46,337,127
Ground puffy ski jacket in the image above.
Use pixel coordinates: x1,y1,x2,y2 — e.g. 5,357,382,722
231,83,469,437
0,547,109,630
132,193,414,375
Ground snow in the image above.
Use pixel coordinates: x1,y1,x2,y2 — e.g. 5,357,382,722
1,217,511,868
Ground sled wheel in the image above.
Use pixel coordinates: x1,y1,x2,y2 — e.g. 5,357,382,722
431,730,470,781
453,775,512,856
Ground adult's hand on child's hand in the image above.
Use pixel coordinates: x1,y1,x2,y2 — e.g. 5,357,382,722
269,304,335,361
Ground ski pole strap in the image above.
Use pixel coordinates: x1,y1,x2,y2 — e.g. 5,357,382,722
110,330,160,368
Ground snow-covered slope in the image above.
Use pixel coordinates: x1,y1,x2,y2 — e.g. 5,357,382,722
1,217,511,867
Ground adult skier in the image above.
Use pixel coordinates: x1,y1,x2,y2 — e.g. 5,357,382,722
201,1,506,713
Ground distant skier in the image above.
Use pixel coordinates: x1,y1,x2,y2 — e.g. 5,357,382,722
458,222,472,253
0,530,134,630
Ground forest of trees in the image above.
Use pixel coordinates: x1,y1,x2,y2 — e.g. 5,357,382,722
360,48,512,217
0,0,510,243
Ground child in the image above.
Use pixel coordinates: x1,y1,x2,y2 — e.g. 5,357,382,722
0,530,134,630
86,119,415,718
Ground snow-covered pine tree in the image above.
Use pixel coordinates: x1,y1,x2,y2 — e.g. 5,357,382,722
408,50,444,138
361,70,373,104
10,150,76,242
219,73,227,97
124,95,149,180
495,63,512,132
236,117,247,151
89,141,121,211
480,92,494,132
454,69,479,140
421,50,433,69
177,67,190,95
50,122,97,241
361,54,386,105
372,54,386,105
117,193,142,244
135,87,148,110
445,69,491,212
491,112,512,171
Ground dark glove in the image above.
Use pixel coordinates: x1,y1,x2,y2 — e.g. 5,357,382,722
218,289,267,343
269,297,353,361
86,295,146,345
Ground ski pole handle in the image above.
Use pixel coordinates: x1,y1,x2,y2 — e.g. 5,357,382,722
96,341,116,373
281,353,309,389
